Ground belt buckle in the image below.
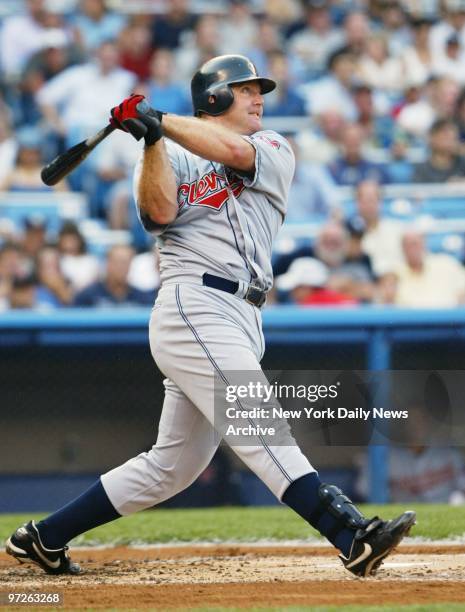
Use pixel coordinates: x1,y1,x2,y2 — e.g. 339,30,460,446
245,285,266,308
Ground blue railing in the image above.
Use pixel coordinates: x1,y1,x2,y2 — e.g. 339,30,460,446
2,306,465,503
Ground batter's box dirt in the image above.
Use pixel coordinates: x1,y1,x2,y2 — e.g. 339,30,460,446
1,544,465,608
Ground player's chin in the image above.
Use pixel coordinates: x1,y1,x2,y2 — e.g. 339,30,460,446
247,115,262,133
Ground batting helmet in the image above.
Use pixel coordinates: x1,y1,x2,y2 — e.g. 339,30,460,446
191,54,276,117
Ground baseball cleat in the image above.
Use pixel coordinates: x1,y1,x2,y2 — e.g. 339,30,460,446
5,520,81,575
340,510,416,577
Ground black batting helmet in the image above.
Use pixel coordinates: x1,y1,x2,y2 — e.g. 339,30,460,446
191,54,276,117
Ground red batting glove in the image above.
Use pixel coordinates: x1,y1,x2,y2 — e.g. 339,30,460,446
110,94,163,145
110,93,145,132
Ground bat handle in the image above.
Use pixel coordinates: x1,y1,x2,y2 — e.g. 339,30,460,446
86,122,116,147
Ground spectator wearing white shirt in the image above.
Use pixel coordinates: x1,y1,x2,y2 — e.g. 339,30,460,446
57,222,100,293
396,75,460,139
429,0,465,65
0,0,51,82
219,0,258,56
288,0,344,79
36,40,135,189
357,33,403,93
432,33,465,83
0,113,17,185
37,40,135,142
394,229,465,307
355,180,405,277
299,46,358,121
357,445,465,503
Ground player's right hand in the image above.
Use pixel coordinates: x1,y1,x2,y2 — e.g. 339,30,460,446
110,94,163,146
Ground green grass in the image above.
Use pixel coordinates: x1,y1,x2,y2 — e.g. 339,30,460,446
0,504,464,545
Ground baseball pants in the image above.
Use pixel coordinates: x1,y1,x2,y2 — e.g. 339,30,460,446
101,282,314,515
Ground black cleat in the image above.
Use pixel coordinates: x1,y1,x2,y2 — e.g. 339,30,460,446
5,520,81,575
340,510,416,577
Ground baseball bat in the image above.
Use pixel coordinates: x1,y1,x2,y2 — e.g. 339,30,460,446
41,123,116,186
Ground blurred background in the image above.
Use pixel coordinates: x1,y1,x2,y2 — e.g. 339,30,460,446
1,0,465,512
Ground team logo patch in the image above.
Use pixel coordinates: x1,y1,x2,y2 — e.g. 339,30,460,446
178,171,245,210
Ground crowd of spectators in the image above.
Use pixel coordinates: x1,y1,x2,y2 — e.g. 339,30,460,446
1,0,465,310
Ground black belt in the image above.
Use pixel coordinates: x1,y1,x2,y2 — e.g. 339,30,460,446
202,273,266,308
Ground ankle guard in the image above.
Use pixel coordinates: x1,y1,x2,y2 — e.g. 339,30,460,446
310,484,367,539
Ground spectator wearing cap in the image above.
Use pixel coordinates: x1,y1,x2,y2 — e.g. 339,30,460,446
0,0,51,81
392,229,465,307
354,179,405,277
432,33,465,84
151,0,196,50
288,0,344,79
328,122,388,186
73,0,126,53
262,52,306,117
57,222,100,293
298,46,359,121
0,127,66,192
219,0,258,56
276,257,357,306
74,244,155,307
413,118,465,183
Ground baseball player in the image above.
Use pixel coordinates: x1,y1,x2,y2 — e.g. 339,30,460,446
6,55,415,578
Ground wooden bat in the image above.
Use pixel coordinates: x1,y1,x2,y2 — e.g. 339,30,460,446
41,123,116,186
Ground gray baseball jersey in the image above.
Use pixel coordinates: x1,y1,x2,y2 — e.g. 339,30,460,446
102,128,315,513
133,130,295,292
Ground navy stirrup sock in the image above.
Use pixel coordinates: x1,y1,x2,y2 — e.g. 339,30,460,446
36,479,121,549
282,472,355,557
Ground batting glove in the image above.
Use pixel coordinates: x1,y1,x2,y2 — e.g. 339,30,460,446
110,94,164,146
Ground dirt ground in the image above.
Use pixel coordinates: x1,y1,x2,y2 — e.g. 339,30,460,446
1,543,465,609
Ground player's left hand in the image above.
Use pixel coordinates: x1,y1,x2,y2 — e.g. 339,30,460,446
110,94,164,146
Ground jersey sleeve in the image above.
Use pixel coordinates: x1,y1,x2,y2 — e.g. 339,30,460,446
132,138,183,236
237,130,295,217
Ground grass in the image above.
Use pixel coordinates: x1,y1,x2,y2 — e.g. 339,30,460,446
0,504,464,545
